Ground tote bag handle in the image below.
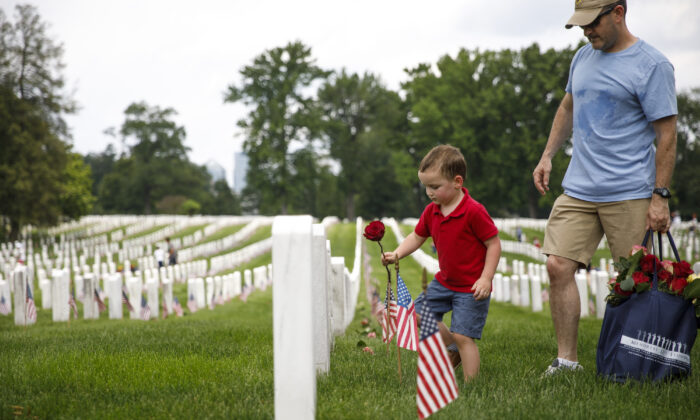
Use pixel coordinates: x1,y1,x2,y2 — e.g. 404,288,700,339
640,230,681,263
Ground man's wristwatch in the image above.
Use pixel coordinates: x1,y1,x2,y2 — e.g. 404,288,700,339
653,187,672,199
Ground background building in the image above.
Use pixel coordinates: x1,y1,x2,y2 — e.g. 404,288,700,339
205,160,226,184
233,152,248,194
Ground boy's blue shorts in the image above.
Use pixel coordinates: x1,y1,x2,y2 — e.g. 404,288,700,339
415,279,490,340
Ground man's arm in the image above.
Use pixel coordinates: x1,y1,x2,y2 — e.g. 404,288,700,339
533,92,574,195
647,115,677,233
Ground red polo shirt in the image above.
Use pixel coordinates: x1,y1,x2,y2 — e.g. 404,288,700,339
415,188,498,293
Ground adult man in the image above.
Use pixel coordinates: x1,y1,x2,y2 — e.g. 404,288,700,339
532,0,677,375
166,237,177,266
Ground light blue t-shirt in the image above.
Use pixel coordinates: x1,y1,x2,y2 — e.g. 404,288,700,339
562,40,677,202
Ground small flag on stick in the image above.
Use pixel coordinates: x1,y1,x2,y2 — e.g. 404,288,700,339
416,301,458,419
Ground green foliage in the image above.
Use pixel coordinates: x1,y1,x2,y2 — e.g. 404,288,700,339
60,152,95,219
224,40,329,215
179,198,201,216
0,84,67,239
93,102,214,215
402,44,581,217
210,179,241,215
673,88,700,217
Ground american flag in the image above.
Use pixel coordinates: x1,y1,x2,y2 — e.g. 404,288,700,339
172,296,184,317
161,299,168,319
25,283,37,323
94,289,106,313
380,281,397,344
122,287,134,312
395,274,418,351
0,295,9,316
187,293,197,313
140,295,151,321
69,286,79,319
416,302,458,419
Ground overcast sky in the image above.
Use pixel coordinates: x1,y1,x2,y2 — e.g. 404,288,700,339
4,0,699,185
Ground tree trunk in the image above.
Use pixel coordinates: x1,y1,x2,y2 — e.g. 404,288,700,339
345,193,355,221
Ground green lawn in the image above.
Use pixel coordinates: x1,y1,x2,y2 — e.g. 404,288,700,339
2,222,698,419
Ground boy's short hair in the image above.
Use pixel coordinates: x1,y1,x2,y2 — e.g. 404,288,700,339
419,145,467,180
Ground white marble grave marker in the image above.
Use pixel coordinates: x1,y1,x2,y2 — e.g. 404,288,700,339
52,269,70,322
272,215,316,420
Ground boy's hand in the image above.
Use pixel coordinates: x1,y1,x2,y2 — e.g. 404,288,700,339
381,252,398,266
472,277,492,301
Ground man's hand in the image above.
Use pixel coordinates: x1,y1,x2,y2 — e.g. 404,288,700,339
646,195,671,233
533,158,552,195
472,277,492,301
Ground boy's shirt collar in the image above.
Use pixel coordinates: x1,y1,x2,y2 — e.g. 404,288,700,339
432,187,470,219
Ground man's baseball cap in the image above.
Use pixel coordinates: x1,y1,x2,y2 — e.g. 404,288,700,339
565,0,618,29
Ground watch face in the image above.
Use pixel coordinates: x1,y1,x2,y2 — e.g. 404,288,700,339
654,188,671,198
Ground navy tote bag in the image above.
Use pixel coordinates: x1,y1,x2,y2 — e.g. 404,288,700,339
596,231,697,382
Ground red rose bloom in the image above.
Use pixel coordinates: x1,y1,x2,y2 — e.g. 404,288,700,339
363,220,385,241
669,276,688,293
614,283,633,297
657,269,672,283
672,261,693,279
632,271,649,285
639,254,658,274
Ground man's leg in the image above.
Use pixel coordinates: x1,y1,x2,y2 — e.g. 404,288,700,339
546,255,581,362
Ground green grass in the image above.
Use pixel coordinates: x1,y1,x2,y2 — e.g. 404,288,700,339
197,224,246,246
2,222,699,419
169,223,209,241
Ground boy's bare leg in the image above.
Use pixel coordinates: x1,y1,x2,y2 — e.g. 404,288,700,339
437,321,453,345
454,333,479,381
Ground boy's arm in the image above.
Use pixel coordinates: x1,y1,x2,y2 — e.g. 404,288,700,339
472,235,502,301
381,232,427,265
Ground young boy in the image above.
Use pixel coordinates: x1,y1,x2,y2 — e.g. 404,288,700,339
382,144,501,382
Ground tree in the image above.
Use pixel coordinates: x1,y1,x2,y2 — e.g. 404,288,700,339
83,144,117,199
673,88,700,216
60,152,95,219
0,84,67,239
224,41,329,214
0,4,75,137
316,70,408,219
402,43,579,217
210,179,241,215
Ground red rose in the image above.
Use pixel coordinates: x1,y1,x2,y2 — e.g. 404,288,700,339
670,276,688,293
657,269,672,283
363,220,385,241
632,271,649,285
672,261,693,279
639,254,658,274
614,283,633,297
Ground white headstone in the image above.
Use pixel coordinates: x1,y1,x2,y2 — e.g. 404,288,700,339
83,274,98,320
40,278,52,309
493,273,503,302
195,277,205,309
311,223,330,374
502,276,511,302
106,273,123,320
530,275,542,312
575,270,589,317
145,278,159,319
13,266,34,326
510,275,520,306
162,278,173,315
52,269,70,322
519,274,530,307
595,270,609,319
0,279,12,315
272,215,316,420
127,276,142,320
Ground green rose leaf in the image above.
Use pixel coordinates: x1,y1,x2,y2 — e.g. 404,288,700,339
682,280,700,299
635,282,650,293
620,276,635,292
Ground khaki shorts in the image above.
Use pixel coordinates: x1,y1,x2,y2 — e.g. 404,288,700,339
542,194,650,266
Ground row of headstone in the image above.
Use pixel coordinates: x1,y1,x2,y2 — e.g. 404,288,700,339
208,237,273,274
272,215,363,419
178,217,272,263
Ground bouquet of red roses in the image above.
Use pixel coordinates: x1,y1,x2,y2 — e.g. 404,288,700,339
607,245,700,317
